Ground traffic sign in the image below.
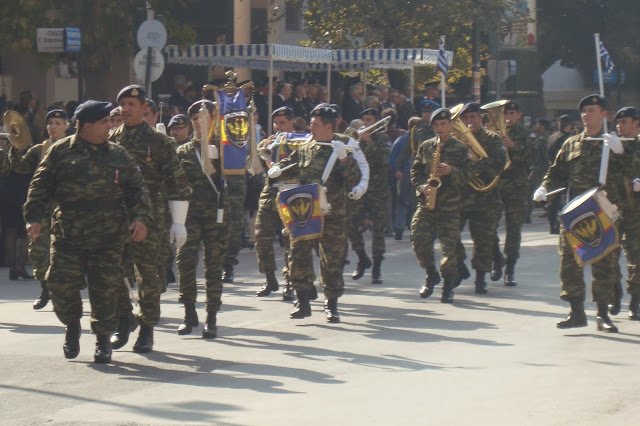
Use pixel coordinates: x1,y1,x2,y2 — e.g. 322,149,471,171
133,48,165,83
137,19,167,50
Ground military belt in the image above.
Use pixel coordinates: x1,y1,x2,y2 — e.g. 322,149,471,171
60,199,122,211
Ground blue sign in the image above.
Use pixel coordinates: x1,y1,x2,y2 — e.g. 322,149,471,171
594,69,625,85
65,27,81,52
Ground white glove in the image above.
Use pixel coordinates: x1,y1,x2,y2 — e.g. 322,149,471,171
155,123,167,135
331,140,348,160
349,184,366,200
603,133,624,154
169,200,189,250
267,166,282,178
533,186,547,202
208,144,219,159
633,178,640,192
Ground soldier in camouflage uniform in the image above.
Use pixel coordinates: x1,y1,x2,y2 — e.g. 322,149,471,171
175,100,229,339
10,109,68,310
109,85,191,354
222,175,247,283
454,103,507,294
535,95,638,333
492,101,533,287
528,118,552,221
612,107,640,320
411,108,472,303
395,100,438,179
348,108,390,284
268,104,360,323
23,100,152,363
254,107,296,300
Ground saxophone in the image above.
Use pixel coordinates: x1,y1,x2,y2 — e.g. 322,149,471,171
424,135,443,210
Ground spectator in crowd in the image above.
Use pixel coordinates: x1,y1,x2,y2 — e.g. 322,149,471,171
273,82,292,110
342,83,364,123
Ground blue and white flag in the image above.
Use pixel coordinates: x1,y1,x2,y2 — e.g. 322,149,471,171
437,36,449,75
599,40,615,73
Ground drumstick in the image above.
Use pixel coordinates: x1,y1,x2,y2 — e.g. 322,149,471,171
546,187,567,197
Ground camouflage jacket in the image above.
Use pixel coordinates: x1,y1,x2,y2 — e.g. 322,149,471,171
411,135,472,209
396,122,434,171
542,130,639,206
501,123,532,186
275,133,360,216
109,121,191,202
9,139,54,175
460,128,507,207
176,136,223,214
24,135,153,246
360,132,390,194
0,148,9,178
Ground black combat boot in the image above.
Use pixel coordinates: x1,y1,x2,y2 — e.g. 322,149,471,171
609,283,622,315
256,271,279,297
33,281,50,310
166,268,176,284
504,261,517,287
629,295,640,320
110,312,138,350
557,297,587,329
457,260,471,281
133,325,154,353
222,264,234,283
490,251,504,282
282,282,295,301
177,303,199,335
596,303,618,333
308,284,318,301
352,250,372,280
420,265,440,299
474,270,488,294
94,334,112,364
63,320,81,359
371,257,383,284
290,290,311,319
324,298,340,323
441,279,454,304
202,312,217,339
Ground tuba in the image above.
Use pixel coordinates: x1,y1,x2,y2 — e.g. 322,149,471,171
481,100,511,170
450,104,500,192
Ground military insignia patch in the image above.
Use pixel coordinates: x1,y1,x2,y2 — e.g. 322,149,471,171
277,183,324,242
569,211,602,248
132,88,139,97
287,192,314,227
224,111,249,148
217,88,249,175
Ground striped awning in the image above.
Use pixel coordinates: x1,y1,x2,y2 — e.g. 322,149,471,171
165,44,453,71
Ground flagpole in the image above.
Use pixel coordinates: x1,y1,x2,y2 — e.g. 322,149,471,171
440,36,446,108
594,32,609,185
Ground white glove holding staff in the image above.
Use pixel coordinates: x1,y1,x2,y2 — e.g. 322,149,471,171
169,200,189,250
633,178,640,192
268,166,282,179
603,133,624,154
349,184,367,200
533,186,547,202
331,140,348,160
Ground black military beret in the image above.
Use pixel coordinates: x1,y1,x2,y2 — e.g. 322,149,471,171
329,104,343,117
614,106,639,121
430,108,452,126
109,106,121,117
73,100,114,123
504,100,520,111
360,108,381,120
420,99,440,113
187,99,216,117
116,85,146,102
310,104,339,120
168,114,189,129
578,94,608,111
460,102,481,115
45,109,67,123
271,106,293,119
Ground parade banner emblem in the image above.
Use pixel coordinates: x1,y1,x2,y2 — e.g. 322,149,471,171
560,187,619,266
277,183,324,242
217,89,248,175
276,132,310,161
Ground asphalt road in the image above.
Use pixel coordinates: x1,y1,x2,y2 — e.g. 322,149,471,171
1,213,639,425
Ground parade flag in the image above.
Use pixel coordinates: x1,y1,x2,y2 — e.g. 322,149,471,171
437,36,449,75
217,88,249,175
277,183,324,243
599,40,615,73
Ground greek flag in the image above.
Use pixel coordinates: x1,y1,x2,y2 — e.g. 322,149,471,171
599,40,615,72
437,36,448,75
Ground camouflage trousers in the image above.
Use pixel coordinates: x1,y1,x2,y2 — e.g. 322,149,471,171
558,226,617,303
29,214,51,281
157,198,174,284
456,203,501,273
289,213,347,299
615,206,640,296
255,194,281,274
46,236,125,335
117,201,164,327
177,210,229,312
348,190,387,259
223,176,247,268
410,205,461,280
497,183,529,263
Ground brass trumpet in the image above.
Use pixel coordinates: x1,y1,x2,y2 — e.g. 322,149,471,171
481,100,511,171
357,116,391,137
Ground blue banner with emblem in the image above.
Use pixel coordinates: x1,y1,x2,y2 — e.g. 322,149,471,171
559,187,619,266
277,183,324,243
217,88,248,175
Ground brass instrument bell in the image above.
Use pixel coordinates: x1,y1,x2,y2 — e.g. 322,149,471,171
2,110,31,151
